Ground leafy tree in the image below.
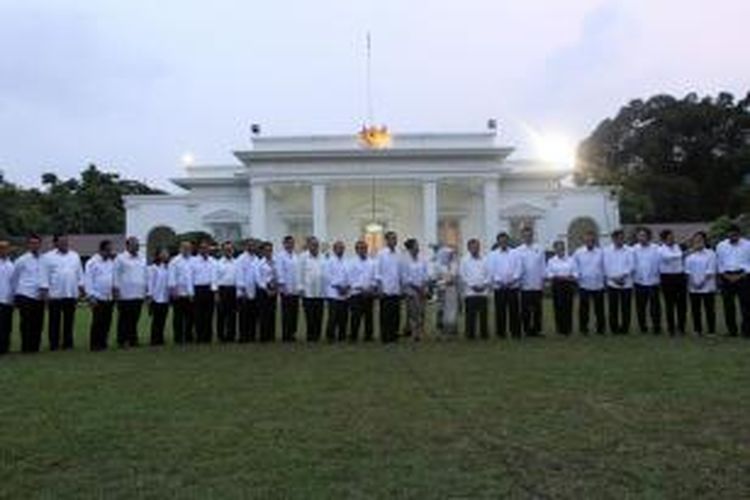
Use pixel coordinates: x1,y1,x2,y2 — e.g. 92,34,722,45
577,91,750,223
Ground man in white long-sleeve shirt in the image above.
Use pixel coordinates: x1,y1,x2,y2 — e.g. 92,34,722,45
11,234,44,352
276,235,300,342
168,241,195,344
84,239,115,351
40,234,84,350
604,229,635,334
191,239,218,343
376,231,403,343
216,241,239,342
324,241,350,342
114,237,148,348
298,237,326,342
715,224,750,337
460,238,489,339
659,229,687,336
256,241,278,342
487,232,522,338
0,241,14,355
236,239,259,342
515,227,546,337
632,227,662,335
347,240,377,342
573,230,606,335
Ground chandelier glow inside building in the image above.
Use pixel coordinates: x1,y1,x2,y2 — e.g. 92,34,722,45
358,125,392,150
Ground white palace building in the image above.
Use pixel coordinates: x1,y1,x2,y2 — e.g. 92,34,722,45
125,128,620,254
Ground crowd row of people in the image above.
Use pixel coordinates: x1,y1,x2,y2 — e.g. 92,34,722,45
0,223,749,354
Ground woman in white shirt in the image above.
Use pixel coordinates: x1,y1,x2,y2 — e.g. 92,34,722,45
147,249,170,346
684,231,717,335
435,246,460,338
403,238,429,342
546,241,578,336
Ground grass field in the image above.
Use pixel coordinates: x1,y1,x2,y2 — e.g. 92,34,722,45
1,305,750,499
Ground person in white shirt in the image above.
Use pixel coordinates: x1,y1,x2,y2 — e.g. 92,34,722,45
573,230,606,335
168,241,195,344
277,235,300,342
685,231,717,335
84,239,115,351
324,240,350,342
40,234,84,351
11,234,44,352
256,241,278,342
715,224,750,337
147,248,170,346
347,239,377,342
603,229,635,334
632,227,662,335
191,239,218,343
236,239,259,342
434,246,460,338
297,237,326,342
402,238,429,342
216,241,239,343
0,241,14,355
546,240,578,336
487,232,522,338
460,239,489,339
376,231,403,343
516,227,546,337
114,237,148,348
659,229,688,336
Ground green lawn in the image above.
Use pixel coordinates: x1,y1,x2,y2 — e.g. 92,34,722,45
1,306,749,498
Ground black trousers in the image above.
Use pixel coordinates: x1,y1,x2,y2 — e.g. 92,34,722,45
15,295,43,353
257,288,276,342
579,289,605,335
690,293,716,335
0,303,12,354
302,297,324,342
171,296,194,344
607,287,632,334
551,281,575,335
217,286,238,342
634,284,662,334
464,296,488,339
89,300,114,351
379,295,401,343
117,299,143,347
661,273,687,335
520,290,543,337
326,299,349,341
349,294,374,341
493,289,521,338
149,302,169,346
720,276,750,337
238,297,258,342
48,298,77,350
193,286,215,343
280,294,299,342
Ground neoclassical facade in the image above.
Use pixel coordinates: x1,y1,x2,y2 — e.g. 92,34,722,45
125,131,619,253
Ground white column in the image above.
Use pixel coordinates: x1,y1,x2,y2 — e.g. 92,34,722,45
250,183,267,240
483,178,500,246
422,181,438,246
312,183,327,242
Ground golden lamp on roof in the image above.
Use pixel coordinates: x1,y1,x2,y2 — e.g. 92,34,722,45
358,124,392,149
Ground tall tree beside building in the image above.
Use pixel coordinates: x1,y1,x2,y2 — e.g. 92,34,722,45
576,91,750,223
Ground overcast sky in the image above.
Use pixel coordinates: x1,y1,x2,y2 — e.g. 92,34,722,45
1,0,748,189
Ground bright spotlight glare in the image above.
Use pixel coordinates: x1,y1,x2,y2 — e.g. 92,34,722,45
535,133,576,167
181,152,195,166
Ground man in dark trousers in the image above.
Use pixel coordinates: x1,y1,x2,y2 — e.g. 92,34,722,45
255,241,278,342
460,238,489,339
347,240,376,342
40,234,84,350
113,237,148,348
11,234,44,352
237,239,259,342
276,235,300,342
324,240,350,342
0,241,14,355
376,231,403,343
168,241,195,344
515,227,545,337
191,240,218,343
216,241,239,342
487,232,522,338
84,240,115,351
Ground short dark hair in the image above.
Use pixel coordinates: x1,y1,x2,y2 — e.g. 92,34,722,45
385,231,397,239
404,238,418,250
693,231,708,242
496,232,509,240
52,233,65,243
27,233,41,242
727,224,741,234
467,238,480,247
99,240,112,252
283,235,294,242
636,226,652,239
659,229,673,241
611,229,625,239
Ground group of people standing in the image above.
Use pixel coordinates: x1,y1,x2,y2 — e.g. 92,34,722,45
0,223,749,355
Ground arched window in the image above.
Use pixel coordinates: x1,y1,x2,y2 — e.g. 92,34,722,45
567,217,599,251
146,226,176,262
